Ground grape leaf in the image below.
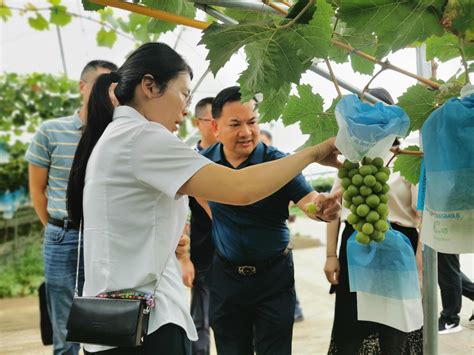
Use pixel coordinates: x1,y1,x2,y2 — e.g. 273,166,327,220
0,4,12,22
224,8,272,22
393,145,422,185
96,27,117,48
143,0,196,34
28,14,49,31
397,84,437,133
426,32,474,62
81,0,105,11
336,0,444,56
283,85,338,145
50,5,72,27
48,0,61,6
286,0,316,24
258,83,292,123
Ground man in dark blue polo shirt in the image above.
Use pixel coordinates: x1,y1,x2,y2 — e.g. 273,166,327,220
200,86,341,355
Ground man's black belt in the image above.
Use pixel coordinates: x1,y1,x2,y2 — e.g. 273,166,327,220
47,216,79,230
216,247,291,276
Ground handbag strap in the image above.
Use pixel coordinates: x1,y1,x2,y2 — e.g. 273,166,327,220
74,221,172,302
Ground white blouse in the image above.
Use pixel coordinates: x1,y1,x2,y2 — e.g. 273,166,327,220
82,106,211,352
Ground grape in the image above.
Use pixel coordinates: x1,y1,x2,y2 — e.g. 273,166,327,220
356,204,370,217
347,185,359,197
307,203,318,214
362,223,374,235
373,157,384,168
339,157,391,245
348,169,358,178
338,168,348,178
352,174,363,186
363,175,376,187
343,191,352,202
360,186,372,196
341,177,351,189
376,203,388,216
366,194,380,208
352,195,364,206
347,214,360,225
373,182,383,193
356,232,371,245
343,160,359,170
366,211,380,223
375,172,389,183
359,165,372,176
374,220,389,232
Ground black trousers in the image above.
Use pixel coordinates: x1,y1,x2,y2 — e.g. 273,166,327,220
209,252,295,355
191,268,211,355
437,252,474,323
84,324,191,355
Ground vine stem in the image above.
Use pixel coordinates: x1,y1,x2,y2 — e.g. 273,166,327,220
324,58,342,98
265,1,289,15
389,146,424,157
360,66,387,101
459,38,471,85
278,0,315,29
281,1,293,7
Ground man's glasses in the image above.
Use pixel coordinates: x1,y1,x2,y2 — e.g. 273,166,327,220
197,117,213,122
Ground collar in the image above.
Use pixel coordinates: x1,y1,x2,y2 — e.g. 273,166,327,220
113,105,148,122
208,142,266,168
72,110,84,130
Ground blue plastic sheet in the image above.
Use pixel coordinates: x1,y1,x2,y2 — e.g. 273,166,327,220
420,93,474,253
335,95,410,162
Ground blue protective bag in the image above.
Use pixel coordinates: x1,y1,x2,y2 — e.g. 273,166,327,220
420,93,474,253
347,226,422,331
335,95,410,162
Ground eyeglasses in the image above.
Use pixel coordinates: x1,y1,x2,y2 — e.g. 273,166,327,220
169,87,192,111
197,117,213,122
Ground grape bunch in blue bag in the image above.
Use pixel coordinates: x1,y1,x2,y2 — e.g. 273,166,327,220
339,157,390,245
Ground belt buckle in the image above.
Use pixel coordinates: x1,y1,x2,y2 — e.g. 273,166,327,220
238,265,256,276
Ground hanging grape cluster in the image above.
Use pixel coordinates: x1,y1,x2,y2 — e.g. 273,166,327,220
339,157,390,245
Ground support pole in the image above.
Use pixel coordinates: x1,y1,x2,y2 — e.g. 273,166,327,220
416,44,438,355
55,25,68,77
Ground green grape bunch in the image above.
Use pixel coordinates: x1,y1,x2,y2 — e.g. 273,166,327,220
338,157,390,245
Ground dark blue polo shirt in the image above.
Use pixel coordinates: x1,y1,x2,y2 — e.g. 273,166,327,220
201,142,313,264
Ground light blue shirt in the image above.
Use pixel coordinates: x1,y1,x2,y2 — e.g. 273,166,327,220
25,112,83,219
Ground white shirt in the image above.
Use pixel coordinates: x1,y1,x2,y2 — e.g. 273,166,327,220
82,106,211,352
332,159,419,228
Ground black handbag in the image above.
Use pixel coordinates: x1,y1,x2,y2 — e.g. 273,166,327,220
38,282,53,345
66,296,150,347
65,222,164,347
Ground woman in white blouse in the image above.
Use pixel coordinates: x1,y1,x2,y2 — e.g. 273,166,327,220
66,42,340,354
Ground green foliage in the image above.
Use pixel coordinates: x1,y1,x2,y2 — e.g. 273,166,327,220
0,142,28,193
311,176,335,192
50,5,72,27
144,0,196,34
0,237,44,298
397,85,438,133
28,13,49,31
96,27,117,48
0,2,12,22
393,146,423,185
426,32,474,62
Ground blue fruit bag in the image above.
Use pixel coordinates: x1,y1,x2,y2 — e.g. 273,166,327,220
420,91,474,253
347,227,422,332
335,95,410,162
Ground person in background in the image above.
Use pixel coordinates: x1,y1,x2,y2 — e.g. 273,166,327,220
66,43,341,354
259,129,304,322
200,86,342,355
325,88,423,354
189,97,216,355
437,252,474,334
26,60,118,355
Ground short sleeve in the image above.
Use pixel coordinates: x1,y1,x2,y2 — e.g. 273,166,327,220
25,124,51,168
131,124,212,199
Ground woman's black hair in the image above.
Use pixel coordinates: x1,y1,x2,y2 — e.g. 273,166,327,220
67,42,193,226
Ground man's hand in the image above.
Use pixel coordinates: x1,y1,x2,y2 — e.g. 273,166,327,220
324,256,340,285
305,191,342,222
179,257,195,288
175,234,190,259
